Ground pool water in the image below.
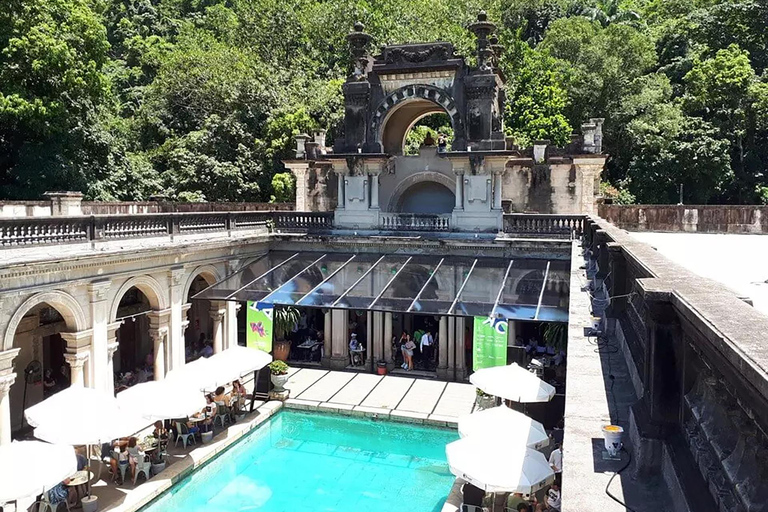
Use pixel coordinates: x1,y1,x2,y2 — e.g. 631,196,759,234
144,410,459,512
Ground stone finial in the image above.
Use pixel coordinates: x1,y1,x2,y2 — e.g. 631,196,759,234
590,118,605,154
469,11,497,73
295,133,311,159
533,140,550,163
581,120,598,153
347,22,372,81
313,129,327,150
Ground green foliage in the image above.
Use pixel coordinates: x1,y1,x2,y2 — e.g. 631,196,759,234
268,360,289,375
404,113,453,155
600,181,635,204
1,0,767,205
273,306,300,341
271,172,295,203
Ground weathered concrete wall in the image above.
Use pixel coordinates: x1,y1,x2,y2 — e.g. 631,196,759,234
503,163,588,214
599,204,768,234
0,201,294,217
585,216,768,511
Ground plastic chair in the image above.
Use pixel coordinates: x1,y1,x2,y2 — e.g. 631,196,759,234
214,402,231,428
174,421,196,449
460,505,489,512
117,460,130,484
133,456,152,485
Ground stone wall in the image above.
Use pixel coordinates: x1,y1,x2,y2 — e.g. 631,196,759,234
585,216,768,511
0,200,294,217
599,204,768,234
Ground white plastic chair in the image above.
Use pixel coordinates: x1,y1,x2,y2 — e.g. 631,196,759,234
214,402,231,428
117,460,130,484
133,456,152,485
174,421,196,449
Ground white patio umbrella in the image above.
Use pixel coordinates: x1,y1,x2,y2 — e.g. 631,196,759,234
0,441,77,504
165,356,217,391
26,386,148,445
446,436,555,495
167,346,271,392
116,380,206,422
458,406,550,450
469,363,556,403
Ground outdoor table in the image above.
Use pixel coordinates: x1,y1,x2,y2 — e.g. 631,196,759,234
66,470,94,503
296,340,320,361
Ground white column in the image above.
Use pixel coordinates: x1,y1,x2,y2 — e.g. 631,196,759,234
224,302,238,349
337,173,346,209
372,312,383,362
149,329,167,381
323,310,332,364
88,281,111,392
0,373,16,446
447,317,456,381
330,309,348,369
493,171,503,210
383,312,393,364
106,340,119,396
168,268,185,370
455,317,466,380
454,173,464,210
438,316,448,377
370,173,380,209
210,305,225,354
64,352,89,387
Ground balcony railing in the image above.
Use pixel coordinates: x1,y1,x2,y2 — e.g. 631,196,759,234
502,214,584,238
379,213,451,231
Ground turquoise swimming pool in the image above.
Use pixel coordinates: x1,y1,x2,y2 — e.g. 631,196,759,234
144,410,459,512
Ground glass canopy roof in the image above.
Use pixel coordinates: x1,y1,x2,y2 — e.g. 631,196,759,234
193,251,570,322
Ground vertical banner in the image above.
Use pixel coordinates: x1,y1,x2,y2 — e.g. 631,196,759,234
473,316,508,371
247,301,274,352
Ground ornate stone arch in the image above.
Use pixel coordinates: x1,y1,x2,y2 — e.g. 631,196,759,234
109,275,168,322
182,265,224,301
387,171,457,212
3,291,88,351
370,85,463,153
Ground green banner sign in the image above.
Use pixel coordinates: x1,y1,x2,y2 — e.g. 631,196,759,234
247,301,273,352
473,316,508,371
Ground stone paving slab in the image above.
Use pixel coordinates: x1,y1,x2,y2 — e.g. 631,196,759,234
295,370,355,402
360,375,414,409
284,368,328,397
326,373,383,405
432,382,477,418
395,379,447,414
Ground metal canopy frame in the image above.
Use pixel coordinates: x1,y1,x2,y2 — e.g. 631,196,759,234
193,251,570,323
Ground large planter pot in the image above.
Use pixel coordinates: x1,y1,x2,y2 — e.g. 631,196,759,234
151,461,166,475
273,340,292,361
201,431,213,444
376,362,387,376
271,373,289,392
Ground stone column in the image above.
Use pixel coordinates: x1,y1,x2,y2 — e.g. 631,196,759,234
224,302,239,350
369,172,380,209
455,317,466,381
573,157,607,216
330,309,349,370
284,162,310,211
383,312,393,365
210,303,226,354
0,373,16,446
336,170,346,210
106,321,122,395
148,309,171,379
88,280,110,392
372,312,384,364
447,317,456,381
454,172,464,210
44,191,83,216
493,171,503,210
168,268,186,370
60,331,93,387
180,303,191,359
437,316,449,379
64,351,89,387
323,310,332,366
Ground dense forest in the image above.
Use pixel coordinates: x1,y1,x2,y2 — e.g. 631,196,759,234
1,0,766,204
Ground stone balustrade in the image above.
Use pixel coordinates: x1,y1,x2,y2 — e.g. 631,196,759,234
379,213,451,231
599,204,768,234
503,213,584,238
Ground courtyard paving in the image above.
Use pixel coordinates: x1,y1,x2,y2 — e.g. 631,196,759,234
86,370,475,512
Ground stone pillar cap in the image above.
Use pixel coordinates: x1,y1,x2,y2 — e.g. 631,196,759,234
43,191,83,198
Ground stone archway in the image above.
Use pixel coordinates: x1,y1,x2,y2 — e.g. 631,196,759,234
387,171,456,213
183,265,223,360
109,275,167,323
371,85,464,154
3,291,87,351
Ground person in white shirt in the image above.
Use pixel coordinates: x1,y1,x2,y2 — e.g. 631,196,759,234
544,482,561,511
420,330,434,369
548,443,562,486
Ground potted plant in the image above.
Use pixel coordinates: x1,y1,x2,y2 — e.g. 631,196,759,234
475,388,495,410
376,360,388,376
269,360,290,392
542,323,567,352
273,307,300,361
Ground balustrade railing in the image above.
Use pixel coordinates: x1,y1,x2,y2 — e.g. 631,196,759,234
273,212,334,231
379,213,451,231
503,214,584,238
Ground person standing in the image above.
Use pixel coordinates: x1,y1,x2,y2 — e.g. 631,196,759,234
544,482,561,511
420,330,434,370
548,443,563,486
403,336,416,371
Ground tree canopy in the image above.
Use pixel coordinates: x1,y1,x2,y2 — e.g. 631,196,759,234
1,0,766,204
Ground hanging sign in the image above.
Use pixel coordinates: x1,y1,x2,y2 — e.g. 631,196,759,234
472,316,508,371
247,301,274,352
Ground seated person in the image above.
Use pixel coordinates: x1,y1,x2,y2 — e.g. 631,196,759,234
191,394,217,432
230,380,248,412
213,386,231,407
201,341,214,358
125,437,145,480
507,493,527,510
152,420,169,459
46,479,76,508
544,483,561,512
